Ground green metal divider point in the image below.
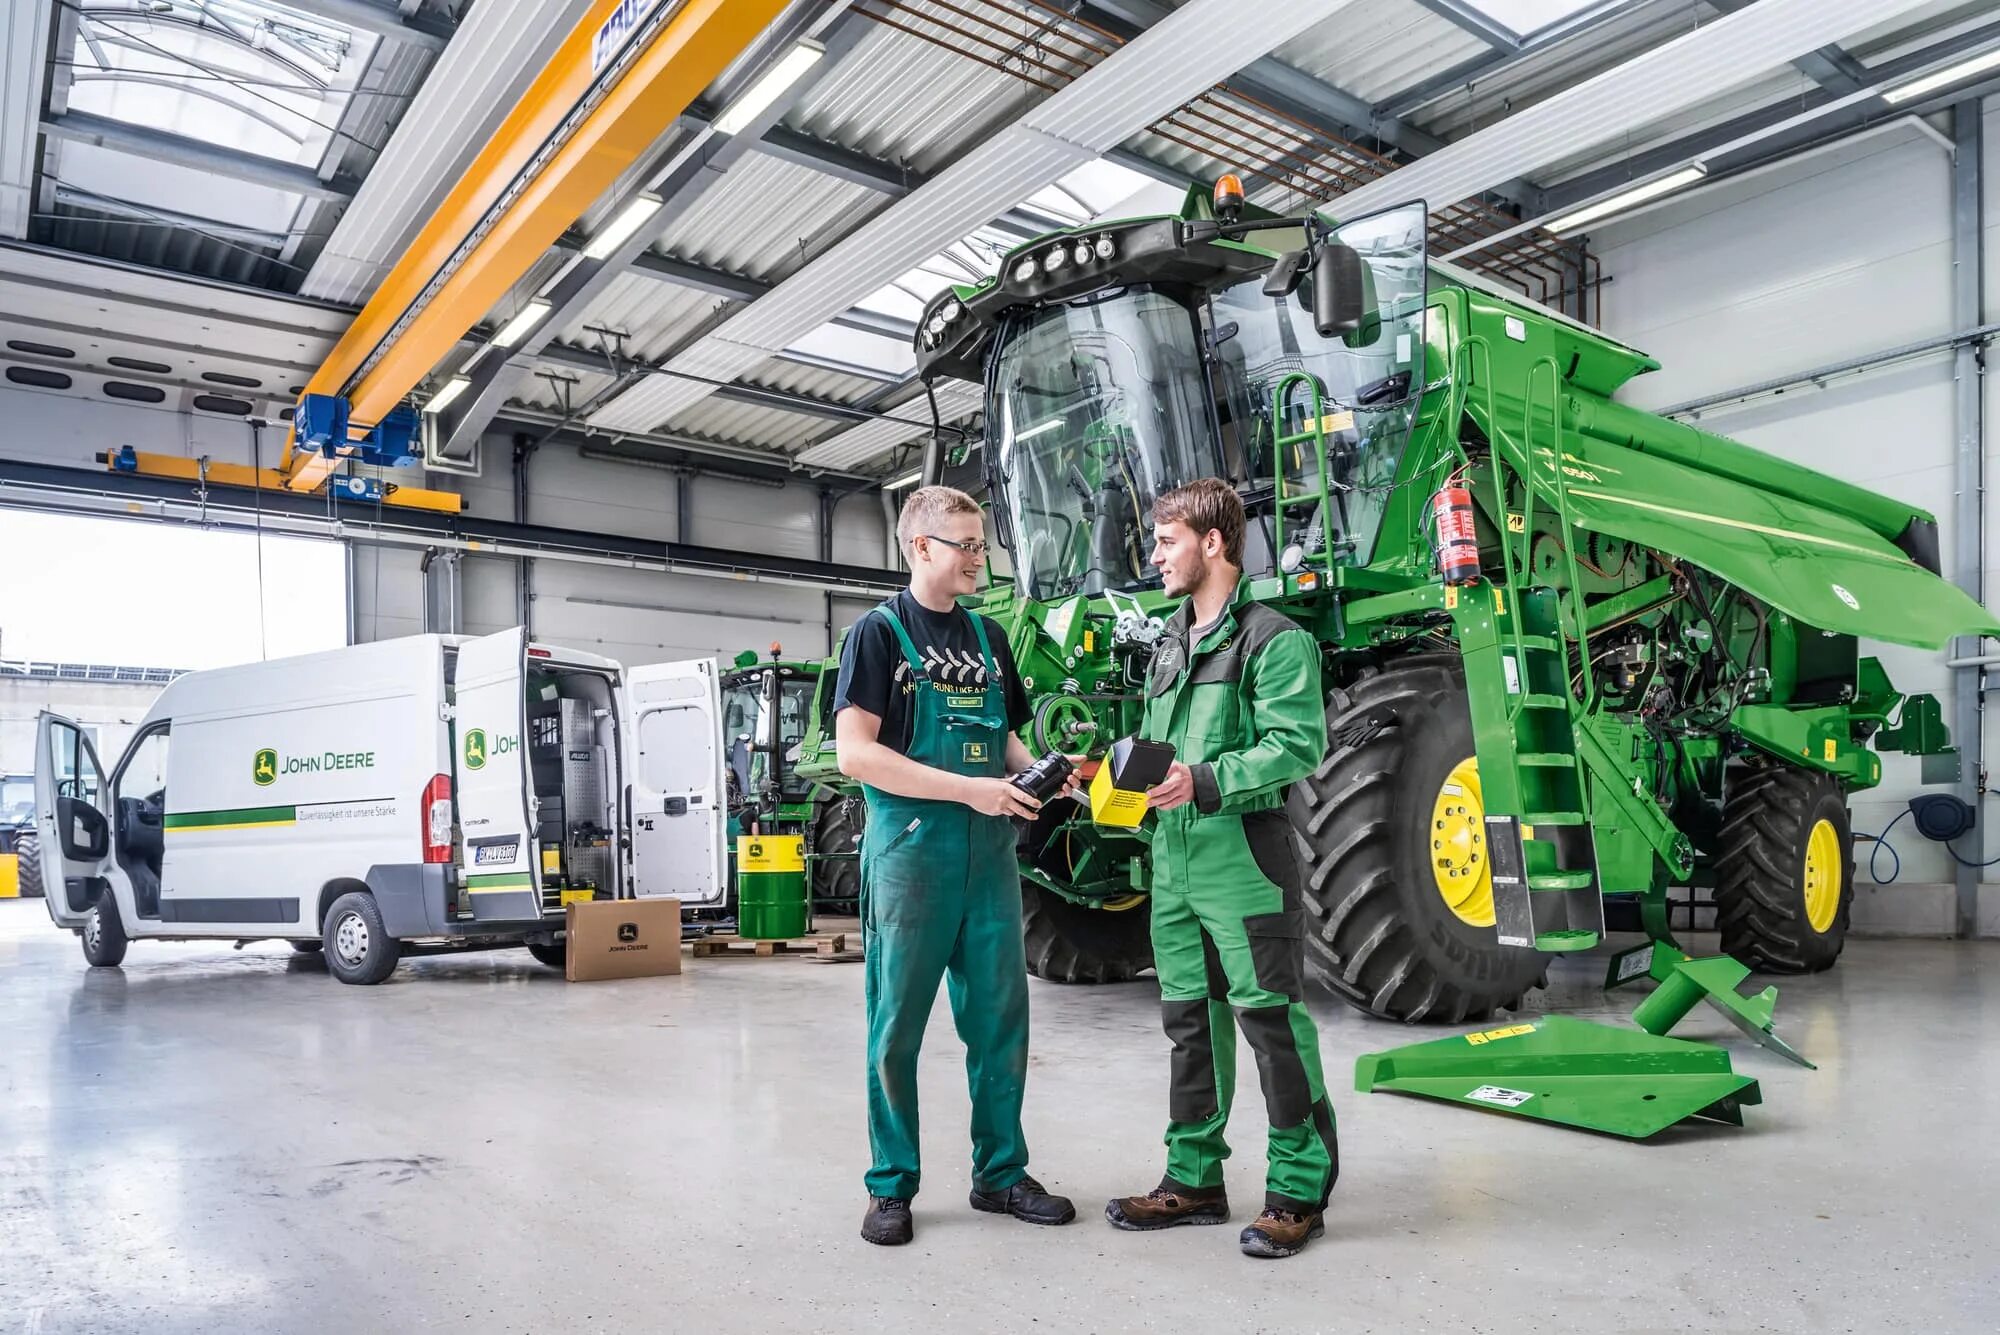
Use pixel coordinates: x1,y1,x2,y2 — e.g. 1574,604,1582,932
1607,941,1814,1070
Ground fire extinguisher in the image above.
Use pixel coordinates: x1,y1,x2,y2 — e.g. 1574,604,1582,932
1431,484,1481,585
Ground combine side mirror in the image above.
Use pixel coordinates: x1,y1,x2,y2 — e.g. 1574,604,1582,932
1308,241,1366,338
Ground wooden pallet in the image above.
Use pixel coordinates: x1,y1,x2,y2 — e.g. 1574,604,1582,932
689,931,848,959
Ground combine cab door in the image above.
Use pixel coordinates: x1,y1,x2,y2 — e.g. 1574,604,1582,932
453,628,541,921
625,659,725,907
34,712,111,930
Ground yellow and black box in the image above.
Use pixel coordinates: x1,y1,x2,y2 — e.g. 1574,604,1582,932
1088,737,1177,828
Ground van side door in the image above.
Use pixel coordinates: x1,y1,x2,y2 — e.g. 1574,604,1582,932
453,628,541,922
624,659,725,907
34,713,112,930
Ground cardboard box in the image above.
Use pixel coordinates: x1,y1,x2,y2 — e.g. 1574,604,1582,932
1089,736,1176,827
564,897,682,982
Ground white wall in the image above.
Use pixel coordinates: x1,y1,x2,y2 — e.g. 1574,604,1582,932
0,383,891,672
1590,107,1996,908
0,677,167,779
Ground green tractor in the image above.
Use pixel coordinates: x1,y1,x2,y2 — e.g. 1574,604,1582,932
800,183,1991,1024
722,648,863,915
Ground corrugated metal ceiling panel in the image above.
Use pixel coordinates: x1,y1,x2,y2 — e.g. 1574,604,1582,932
551,272,727,366
1269,0,1489,107
660,395,842,451
653,153,883,283
743,357,888,404
786,5,1048,174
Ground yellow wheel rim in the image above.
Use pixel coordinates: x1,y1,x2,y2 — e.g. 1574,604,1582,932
1430,757,1495,928
1098,893,1147,912
1803,818,1843,934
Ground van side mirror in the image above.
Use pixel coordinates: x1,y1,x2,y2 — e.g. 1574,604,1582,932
1308,242,1366,337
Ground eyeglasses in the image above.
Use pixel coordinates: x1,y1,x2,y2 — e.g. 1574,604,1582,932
923,534,989,559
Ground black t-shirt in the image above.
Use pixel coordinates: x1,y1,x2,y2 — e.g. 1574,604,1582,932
832,591,1033,756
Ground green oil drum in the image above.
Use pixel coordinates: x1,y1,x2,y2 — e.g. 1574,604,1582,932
737,834,808,939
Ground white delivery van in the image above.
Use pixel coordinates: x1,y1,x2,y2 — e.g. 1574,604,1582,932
32,628,725,984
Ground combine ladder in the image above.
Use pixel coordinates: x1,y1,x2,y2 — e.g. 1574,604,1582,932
1451,344,1605,953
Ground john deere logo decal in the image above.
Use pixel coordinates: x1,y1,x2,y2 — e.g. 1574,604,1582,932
253,748,277,787
1832,583,1860,611
465,729,488,770
748,841,764,858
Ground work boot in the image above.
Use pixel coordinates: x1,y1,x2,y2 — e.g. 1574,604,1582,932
860,1196,913,1246
969,1174,1076,1225
1238,1204,1324,1258
1104,1177,1230,1231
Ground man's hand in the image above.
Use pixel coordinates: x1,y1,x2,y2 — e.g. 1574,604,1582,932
1148,761,1196,812
962,776,1043,820
1059,755,1087,801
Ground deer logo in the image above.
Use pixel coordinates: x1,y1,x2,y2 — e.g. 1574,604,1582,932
253,749,278,788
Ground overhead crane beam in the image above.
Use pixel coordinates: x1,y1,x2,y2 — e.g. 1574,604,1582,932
278,0,788,494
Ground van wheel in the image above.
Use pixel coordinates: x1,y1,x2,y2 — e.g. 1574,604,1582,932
323,892,400,985
291,941,323,954
81,891,128,968
526,941,566,970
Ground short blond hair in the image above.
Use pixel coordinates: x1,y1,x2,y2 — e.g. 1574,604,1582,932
896,484,982,552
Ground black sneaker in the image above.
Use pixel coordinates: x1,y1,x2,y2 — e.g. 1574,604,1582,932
969,1174,1076,1225
861,1195,913,1246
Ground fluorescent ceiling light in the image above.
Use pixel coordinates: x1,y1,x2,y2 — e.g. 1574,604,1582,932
424,375,471,415
491,298,552,349
883,470,922,490
713,41,824,136
1882,46,2000,105
582,194,662,259
1013,418,1064,442
1544,165,1708,234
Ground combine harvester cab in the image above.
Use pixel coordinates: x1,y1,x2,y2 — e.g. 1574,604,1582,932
845,178,1992,1130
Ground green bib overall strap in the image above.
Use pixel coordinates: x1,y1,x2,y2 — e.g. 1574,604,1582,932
858,600,1031,1201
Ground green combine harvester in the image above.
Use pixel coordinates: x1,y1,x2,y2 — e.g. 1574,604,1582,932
723,648,862,915
798,181,1993,1038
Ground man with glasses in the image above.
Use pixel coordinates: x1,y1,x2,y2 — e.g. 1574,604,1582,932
834,484,1077,1247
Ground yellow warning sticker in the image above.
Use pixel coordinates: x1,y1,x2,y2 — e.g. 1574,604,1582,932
1316,411,1356,435
1083,629,1095,654
1493,588,1507,617
1823,738,1837,763
1465,1023,1536,1045
1444,585,1460,610
1506,512,1526,533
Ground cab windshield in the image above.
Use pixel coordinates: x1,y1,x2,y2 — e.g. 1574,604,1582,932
986,203,1429,597
989,288,1217,600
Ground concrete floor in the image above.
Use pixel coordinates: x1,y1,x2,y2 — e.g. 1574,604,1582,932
0,901,1994,1334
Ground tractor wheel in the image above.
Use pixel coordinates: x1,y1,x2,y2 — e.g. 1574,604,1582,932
1020,883,1153,984
1715,766,1851,973
1287,657,1547,1023
15,832,43,898
811,796,864,917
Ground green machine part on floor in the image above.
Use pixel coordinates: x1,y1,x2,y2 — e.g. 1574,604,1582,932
1355,1016,1763,1139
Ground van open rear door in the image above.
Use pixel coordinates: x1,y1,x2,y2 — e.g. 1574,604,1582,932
34,712,112,930
454,628,541,921
625,659,725,907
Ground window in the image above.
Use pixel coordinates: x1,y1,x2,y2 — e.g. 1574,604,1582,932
116,728,171,805
50,722,105,806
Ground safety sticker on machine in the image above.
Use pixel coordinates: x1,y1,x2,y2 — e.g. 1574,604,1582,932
1467,1086,1534,1108
1466,1023,1535,1045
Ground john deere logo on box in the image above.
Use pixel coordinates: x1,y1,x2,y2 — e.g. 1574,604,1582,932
617,922,639,943
253,748,278,787
464,729,488,770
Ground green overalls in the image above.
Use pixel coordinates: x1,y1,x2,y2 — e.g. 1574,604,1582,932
858,603,1031,1201
1141,577,1338,1214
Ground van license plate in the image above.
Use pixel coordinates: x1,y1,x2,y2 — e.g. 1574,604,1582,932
473,837,519,866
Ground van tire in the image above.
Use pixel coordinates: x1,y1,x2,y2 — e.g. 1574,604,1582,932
81,890,128,968
526,941,566,970
323,892,400,985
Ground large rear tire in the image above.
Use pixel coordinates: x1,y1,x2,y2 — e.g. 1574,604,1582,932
1715,766,1851,973
1287,657,1547,1023
1020,883,1153,984
14,832,42,899
811,796,864,916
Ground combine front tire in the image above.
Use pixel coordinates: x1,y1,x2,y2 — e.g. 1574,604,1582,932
1288,658,1547,1023
1021,883,1153,984
1715,766,1851,973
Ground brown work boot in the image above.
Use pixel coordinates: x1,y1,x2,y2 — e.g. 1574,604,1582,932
1239,1204,1324,1258
1104,1177,1229,1231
